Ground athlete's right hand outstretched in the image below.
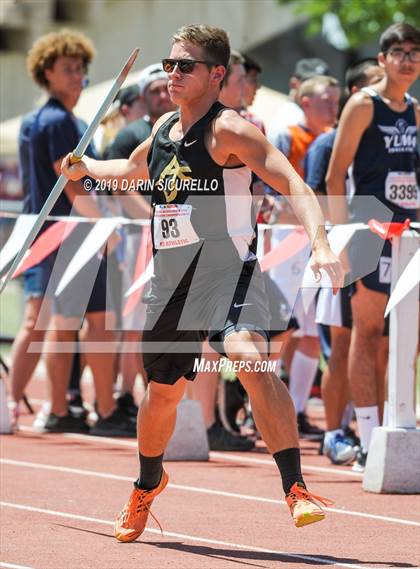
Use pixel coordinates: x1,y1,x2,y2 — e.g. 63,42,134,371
61,153,89,180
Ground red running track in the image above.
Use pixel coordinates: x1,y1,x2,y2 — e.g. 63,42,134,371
1,382,419,569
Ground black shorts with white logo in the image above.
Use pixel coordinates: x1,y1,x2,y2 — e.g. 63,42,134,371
142,260,271,385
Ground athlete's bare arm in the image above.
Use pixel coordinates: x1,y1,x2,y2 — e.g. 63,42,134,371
61,111,175,184
53,158,105,218
212,110,343,287
326,92,373,225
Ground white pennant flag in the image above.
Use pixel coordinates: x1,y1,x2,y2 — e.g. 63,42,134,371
55,218,122,296
0,215,36,273
301,223,367,313
124,257,154,297
385,248,420,316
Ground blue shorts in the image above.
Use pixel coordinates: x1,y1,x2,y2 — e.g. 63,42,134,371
24,255,55,300
348,231,391,296
23,224,111,317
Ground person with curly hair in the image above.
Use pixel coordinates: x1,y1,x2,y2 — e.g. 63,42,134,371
10,29,137,437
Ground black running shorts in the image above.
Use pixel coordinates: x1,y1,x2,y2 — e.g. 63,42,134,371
142,260,271,384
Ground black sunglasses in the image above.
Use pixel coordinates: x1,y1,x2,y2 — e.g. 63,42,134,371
162,58,215,74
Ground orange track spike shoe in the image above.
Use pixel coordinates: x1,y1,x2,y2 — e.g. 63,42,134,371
286,482,334,528
115,469,169,542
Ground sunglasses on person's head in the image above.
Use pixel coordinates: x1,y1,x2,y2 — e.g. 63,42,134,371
162,58,215,74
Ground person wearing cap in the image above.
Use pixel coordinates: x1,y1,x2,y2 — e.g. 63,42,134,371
268,57,330,136
98,85,145,159
106,63,175,160
103,65,174,420
117,84,145,124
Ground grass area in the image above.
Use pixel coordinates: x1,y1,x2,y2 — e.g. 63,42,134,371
0,280,24,362
0,280,23,339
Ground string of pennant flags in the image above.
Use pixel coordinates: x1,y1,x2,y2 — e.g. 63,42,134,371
0,212,418,317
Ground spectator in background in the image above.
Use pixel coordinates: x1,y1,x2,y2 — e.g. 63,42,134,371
105,64,172,419
268,74,340,440
218,49,246,110
116,84,146,125
305,59,384,196
100,84,146,158
306,58,384,466
18,109,85,425
10,29,136,437
192,49,255,451
268,58,330,137
326,22,420,471
240,53,265,133
270,75,340,177
105,63,174,159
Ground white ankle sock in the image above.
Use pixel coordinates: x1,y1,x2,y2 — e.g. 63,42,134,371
355,406,379,453
289,352,319,413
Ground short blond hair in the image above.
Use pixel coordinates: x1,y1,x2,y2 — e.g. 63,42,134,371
172,24,230,69
298,75,340,101
27,29,95,88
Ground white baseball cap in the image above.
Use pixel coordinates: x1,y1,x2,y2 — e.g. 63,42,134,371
138,63,168,95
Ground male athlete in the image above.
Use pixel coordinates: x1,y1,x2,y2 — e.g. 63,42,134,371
63,24,342,541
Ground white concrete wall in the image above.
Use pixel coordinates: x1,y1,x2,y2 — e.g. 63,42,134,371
0,0,297,121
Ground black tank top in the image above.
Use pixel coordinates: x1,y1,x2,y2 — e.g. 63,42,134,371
352,87,418,222
146,101,258,287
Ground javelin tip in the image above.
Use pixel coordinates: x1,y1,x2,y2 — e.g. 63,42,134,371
118,48,140,82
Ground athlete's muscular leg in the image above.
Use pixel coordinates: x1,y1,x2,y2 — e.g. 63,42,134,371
224,330,298,453
137,378,187,456
321,326,351,430
349,281,387,406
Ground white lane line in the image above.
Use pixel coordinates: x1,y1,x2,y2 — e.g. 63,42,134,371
16,426,363,479
0,562,35,569
2,458,418,527
0,501,374,569
209,452,364,478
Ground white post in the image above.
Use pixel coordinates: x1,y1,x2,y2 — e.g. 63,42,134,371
388,231,419,429
363,230,420,493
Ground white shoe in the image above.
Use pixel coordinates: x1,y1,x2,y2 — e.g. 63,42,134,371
32,401,51,431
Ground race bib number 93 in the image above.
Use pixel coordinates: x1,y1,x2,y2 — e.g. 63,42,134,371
154,203,199,249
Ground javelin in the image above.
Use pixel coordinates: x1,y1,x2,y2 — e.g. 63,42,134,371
0,47,140,294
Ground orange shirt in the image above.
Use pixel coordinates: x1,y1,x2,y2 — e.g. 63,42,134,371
287,125,318,178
